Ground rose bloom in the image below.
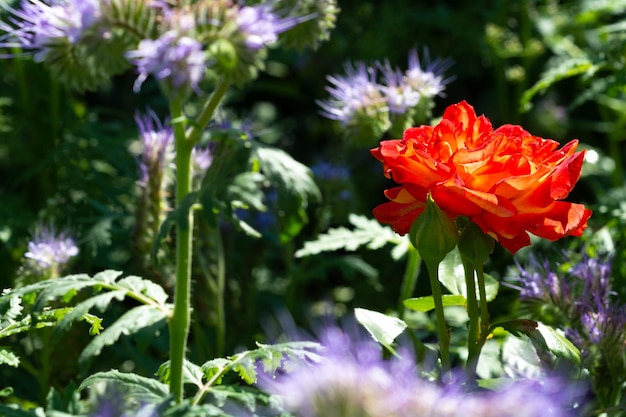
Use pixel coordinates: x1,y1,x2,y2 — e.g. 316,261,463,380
371,101,592,254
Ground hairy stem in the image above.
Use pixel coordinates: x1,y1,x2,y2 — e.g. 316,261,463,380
168,97,193,403
476,264,490,343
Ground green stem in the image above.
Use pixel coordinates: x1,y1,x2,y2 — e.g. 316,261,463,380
187,78,231,146
462,258,480,377
168,97,194,403
425,260,450,373
476,264,490,343
398,246,421,318
212,226,226,357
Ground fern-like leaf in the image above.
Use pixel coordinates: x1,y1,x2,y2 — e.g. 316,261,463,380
295,214,408,258
79,305,167,367
0,347,19,367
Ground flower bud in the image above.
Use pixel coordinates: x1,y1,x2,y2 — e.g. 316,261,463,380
409,194,459,266
458,220,495,267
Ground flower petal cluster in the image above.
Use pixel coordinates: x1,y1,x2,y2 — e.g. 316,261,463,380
0,0,102,61
126,31,206,95
135,110,174,187
236,4,302,51
23,225,78,277
372,100,592,253
260,324,582,417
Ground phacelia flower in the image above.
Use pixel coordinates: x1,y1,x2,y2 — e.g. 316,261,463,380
371,101,592,254
23,225,78,276
126,31,206,94
260,323,583,417
317,62,387,125
0,0,102,61
404,49,451,98
236,4,303,51
135,110,174,187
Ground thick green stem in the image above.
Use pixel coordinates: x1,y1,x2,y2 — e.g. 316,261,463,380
212,226,226,357
398,246,421,318
168,97,194,403
425,260,450,372
462,258,480,377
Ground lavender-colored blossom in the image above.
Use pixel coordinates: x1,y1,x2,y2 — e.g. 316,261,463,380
405,49,452,98
260,323,582,417
379,61,422,114
24,225,78,271
0,0,101,61
126,31,206,93
317,62,386,124
91,385,159,417
236,4,301,51
135,110,174,186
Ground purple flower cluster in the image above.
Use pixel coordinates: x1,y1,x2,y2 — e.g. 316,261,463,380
135,110,174,187
126,31,206,94
0,0,101,61
260,324,582,417
236,4,302,51
317,50,452,126
24,225,78,273
511,253,626,358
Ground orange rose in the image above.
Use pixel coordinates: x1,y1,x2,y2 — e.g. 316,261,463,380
371,101,592,254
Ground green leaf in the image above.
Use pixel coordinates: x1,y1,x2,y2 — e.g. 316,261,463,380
78,370,168,403
0,347,19,367
53,290,126,339
0,404,46,417
157,360,204,388
79,305,167,366
0,386,13,397
295,214,407,257
493,319,581,368
438,248,499,301
520,57,601,112
116,275,169,305
403,295,467,312
354,308,407,353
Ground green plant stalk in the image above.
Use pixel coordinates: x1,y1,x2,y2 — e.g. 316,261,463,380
168,97,194,403
425,260,450,372
212,226,226,357
187,78,231,146
462,258,480,377
398,246,421,318
476,264,490,348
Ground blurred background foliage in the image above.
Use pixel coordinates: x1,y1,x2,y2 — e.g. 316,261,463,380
1,0,626,403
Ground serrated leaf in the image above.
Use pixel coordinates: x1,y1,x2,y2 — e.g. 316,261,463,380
0,347,19,367
295,214,403,257
157,360,204,388
354,308,407,353
0,274,92,310
53,290,126,339
79,305,167,366
117,276,169,306
92,270,124,285
403,295,467,312
232,356,257,384
78,370,168,403
520,57,600,112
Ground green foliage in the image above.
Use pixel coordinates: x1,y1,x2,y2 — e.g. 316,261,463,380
78,369,169,403
295,214,409,259
404,295,468,313
354,307,407,354
438,248,499,302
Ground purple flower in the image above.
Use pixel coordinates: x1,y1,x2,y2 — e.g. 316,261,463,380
24,225,78,272
236,4,301,51
135,110,174,186
379,61,422,114
91,385,159,417
404,49,452,98
126,31,206,93
260,322,582,417
0,0,101,61
317,62,387,125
